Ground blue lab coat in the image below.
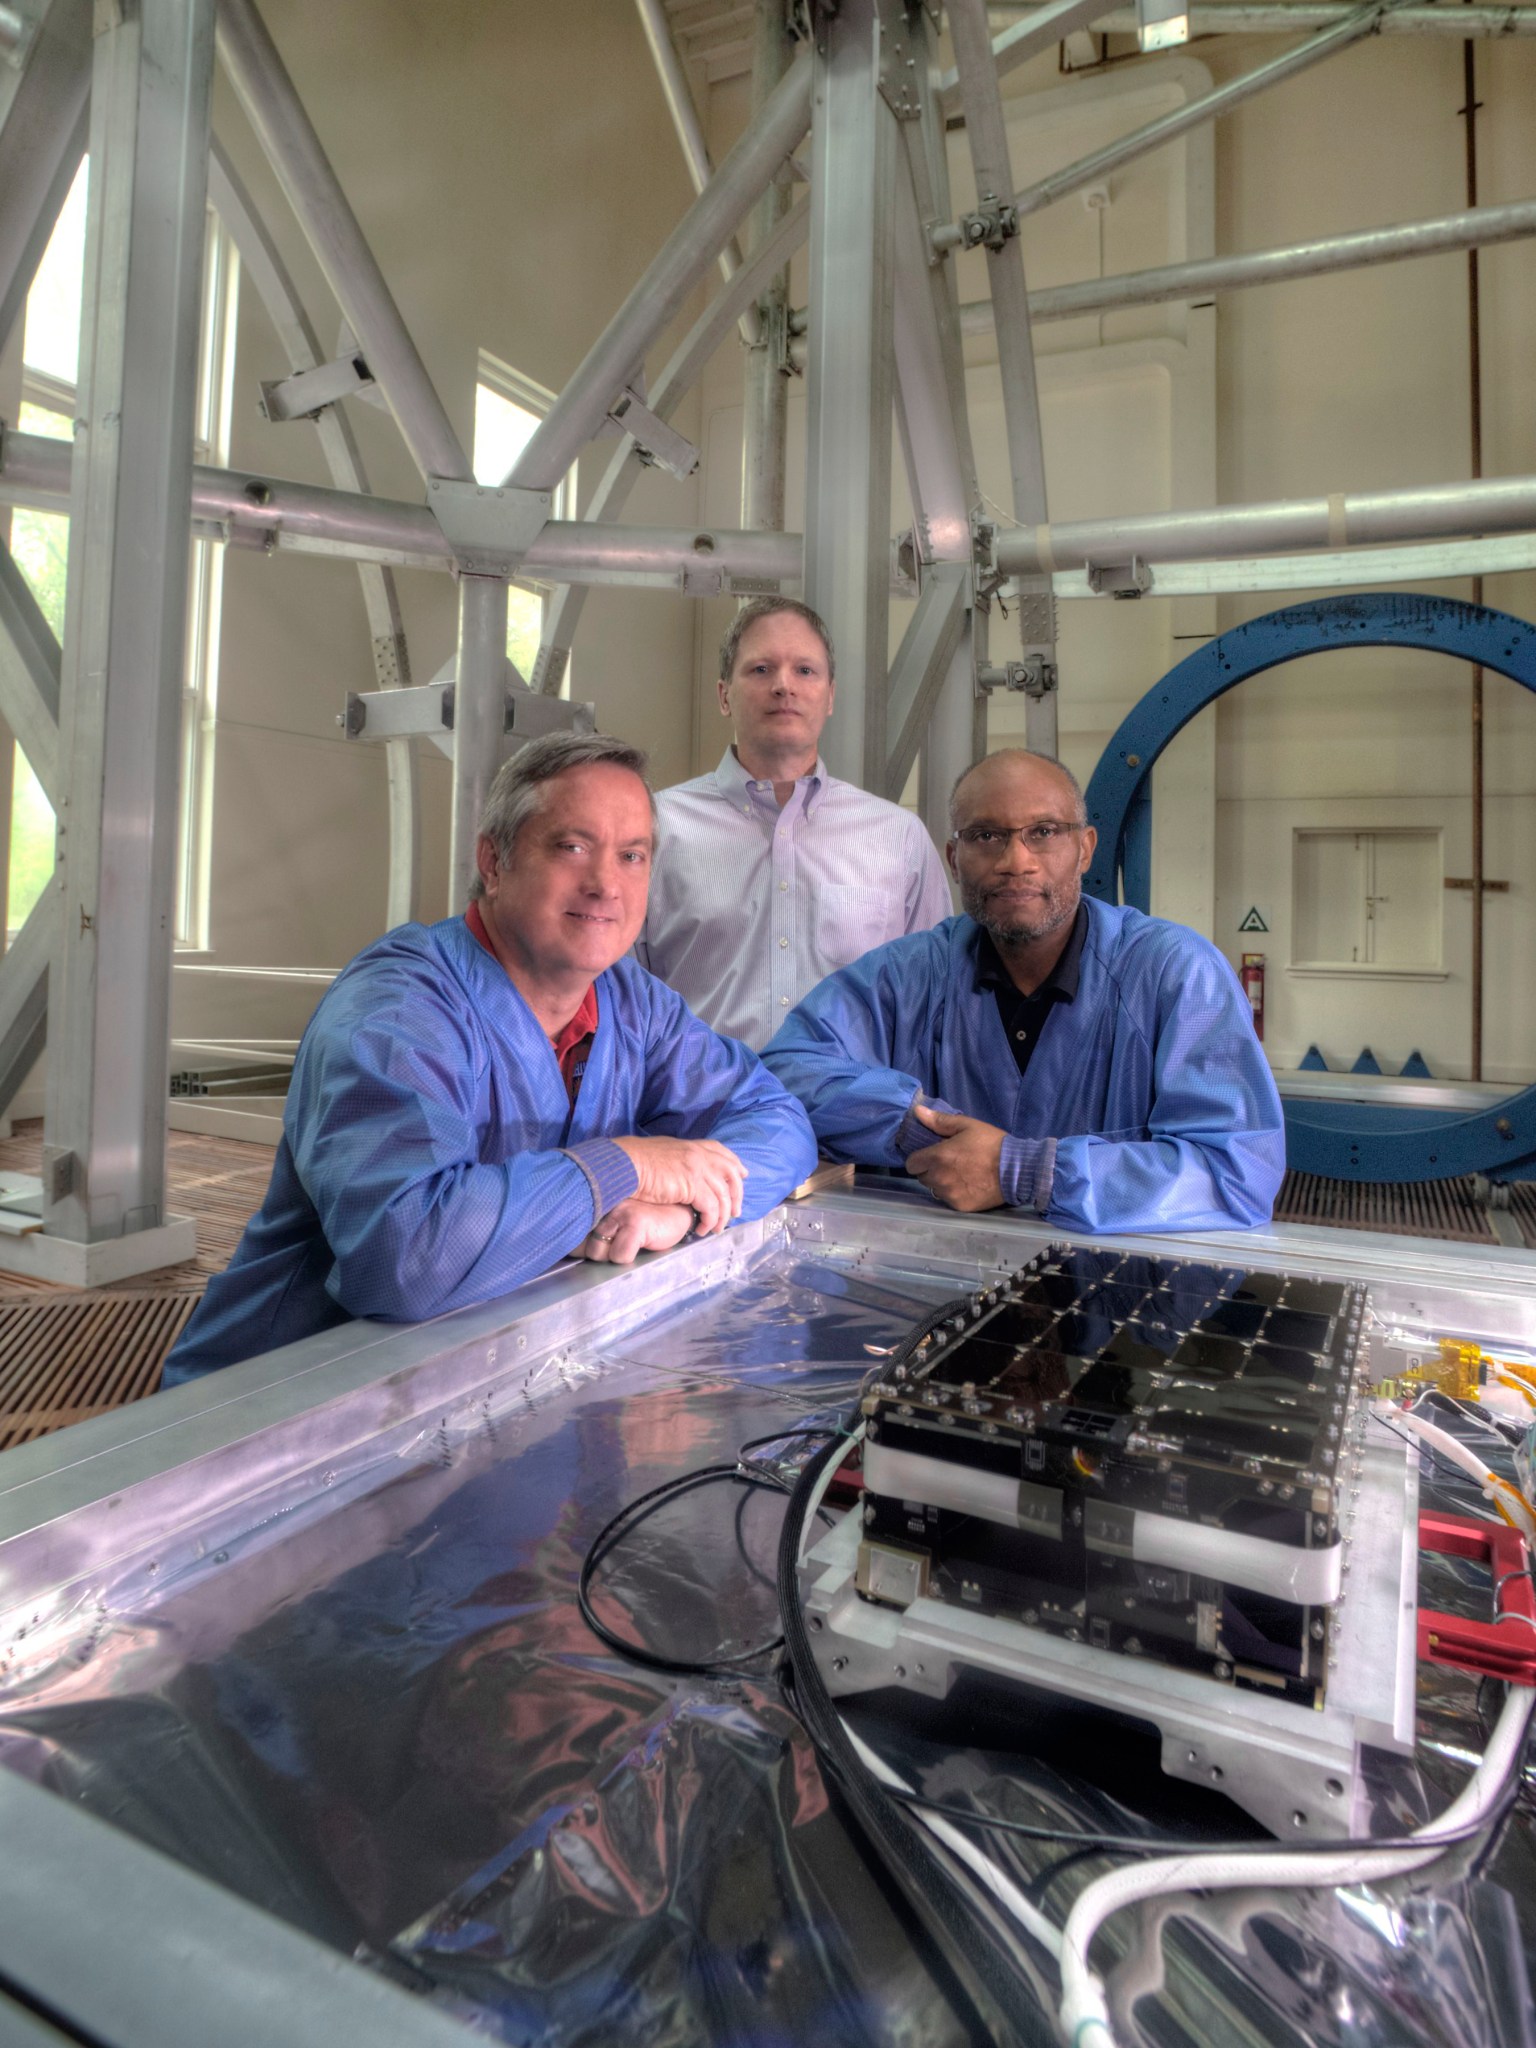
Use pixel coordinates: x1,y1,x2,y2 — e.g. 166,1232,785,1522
164,917,818,1383
761,900,1284,1234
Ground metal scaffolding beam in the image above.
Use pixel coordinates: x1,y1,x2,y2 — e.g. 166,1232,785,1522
981,0,1536,29
958,194,1536,330
993,473,1536,574
43,0,215,1258
948,0,1058,757
206,142,421,931
1013,0,1394,220
632,0,760,346
802,0,899,789
0,0,89,353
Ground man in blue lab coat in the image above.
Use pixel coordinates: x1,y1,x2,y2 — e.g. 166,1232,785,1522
762,748,1283,1235
164,732,817,1383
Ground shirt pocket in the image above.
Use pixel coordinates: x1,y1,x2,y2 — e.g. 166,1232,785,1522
817,881,906,970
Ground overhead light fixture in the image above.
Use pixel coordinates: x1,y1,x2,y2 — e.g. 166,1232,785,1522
1136,0,1189,50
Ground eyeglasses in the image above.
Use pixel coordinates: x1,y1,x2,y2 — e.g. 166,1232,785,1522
953,822,1085,854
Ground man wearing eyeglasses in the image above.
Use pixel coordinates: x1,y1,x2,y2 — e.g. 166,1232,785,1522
761,748,1284,1233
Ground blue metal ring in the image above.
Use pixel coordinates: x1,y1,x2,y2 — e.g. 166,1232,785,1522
1081,593,1536,1184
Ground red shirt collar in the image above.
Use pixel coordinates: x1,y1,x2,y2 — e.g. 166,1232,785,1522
465,902,599,1060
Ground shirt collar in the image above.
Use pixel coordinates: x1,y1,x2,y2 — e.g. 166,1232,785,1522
713,745,828,816
464,903,599,1050
972,901,1089,1001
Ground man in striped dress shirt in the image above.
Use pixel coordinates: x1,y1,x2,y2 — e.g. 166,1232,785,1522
636,597,952,1049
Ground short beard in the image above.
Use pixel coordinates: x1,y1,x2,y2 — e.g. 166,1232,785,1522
962,878,1078,949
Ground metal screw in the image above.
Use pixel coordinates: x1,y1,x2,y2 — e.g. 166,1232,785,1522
831,1656,847,1672
1325,1778,1344,1798
1291,1811,1308,1829
809,1615,823,1631
1214,1660,1232,1681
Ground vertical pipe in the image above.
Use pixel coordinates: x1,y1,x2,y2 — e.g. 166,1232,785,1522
450,577,509,915
740,0,791,532
1462,23,1484,1082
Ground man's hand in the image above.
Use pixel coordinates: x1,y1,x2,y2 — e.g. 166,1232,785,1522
612,1134,747,1235
905,1103,1007,1212
580,1198,695,1266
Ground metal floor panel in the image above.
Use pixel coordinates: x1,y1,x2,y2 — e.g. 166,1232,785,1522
1276,1168,1507,1245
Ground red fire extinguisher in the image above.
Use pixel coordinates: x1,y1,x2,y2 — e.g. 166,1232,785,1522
1241,952,1265,1042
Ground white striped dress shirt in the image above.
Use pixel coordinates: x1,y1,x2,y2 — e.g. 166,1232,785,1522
636,748,953,1049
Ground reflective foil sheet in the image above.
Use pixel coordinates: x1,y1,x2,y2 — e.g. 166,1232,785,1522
0,1219,1530,2048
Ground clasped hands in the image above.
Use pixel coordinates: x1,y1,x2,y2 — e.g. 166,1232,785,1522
578,1133,747,1266
904,1101,1008,1212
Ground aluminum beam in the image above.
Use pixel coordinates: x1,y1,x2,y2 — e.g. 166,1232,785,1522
0,534,58,801
215,0,472,489
632,0,759,345
958,195,1536,331
0,430,814,588
740,0,794,532
0,0,89,353
993,473,1536,574
43,0,215,1246
0,894,49,1124
207,142,420,930
984,0,1536,31
1014,0,1396,219
803,0,899,789
885,561,972,802
449,576,509,914
947,0,1058,757
939,0,1121,106
505,50,811,497
534,191,810,695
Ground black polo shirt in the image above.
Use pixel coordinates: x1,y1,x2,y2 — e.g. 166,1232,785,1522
974,903,1088,1079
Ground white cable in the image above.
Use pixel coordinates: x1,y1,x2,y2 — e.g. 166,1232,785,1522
1059,1682,1536,2048
842,1721,1064,1962
1396,1410,1536,1543
793,1419,865,1564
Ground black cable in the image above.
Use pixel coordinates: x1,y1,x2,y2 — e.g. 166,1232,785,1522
579,1464,787,1677
777,1432,1057,2048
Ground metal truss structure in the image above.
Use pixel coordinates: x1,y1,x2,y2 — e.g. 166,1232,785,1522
0,0,1532,1276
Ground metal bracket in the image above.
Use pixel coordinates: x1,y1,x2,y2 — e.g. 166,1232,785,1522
426,478,552,576
875,0,923,118
370,631,411,690
604,385,699,480
39,1144,73,1205
258,353,375,423
342,681,596,746
977,657,1058,700
1086,555,1154,599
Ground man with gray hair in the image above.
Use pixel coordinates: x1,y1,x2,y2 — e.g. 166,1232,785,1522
762,747,1283,1233
165,732,817,1383
636,596,951,1048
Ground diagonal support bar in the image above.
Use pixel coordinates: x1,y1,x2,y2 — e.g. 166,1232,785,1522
1014,0,1397,219
207,139,421,930
0,535,59,801
938,0,1115,107
532,190,810,694
505,49,811,495
0,893,50,1124
885,562,972,802
0,0,90,352
215,0,473,487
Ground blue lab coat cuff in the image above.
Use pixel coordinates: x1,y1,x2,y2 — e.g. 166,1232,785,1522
895,1093,961,1159
562,1138,640,1222
1000,1133,1056,1212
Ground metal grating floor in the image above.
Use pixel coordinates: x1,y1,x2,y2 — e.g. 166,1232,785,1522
1275,1169,1516,1246
0,1120,271,1447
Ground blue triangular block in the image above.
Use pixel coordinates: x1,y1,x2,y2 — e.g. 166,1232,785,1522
1298,1045,1329,1072
1400,1049,1434,1078
1350,1047,1382,1075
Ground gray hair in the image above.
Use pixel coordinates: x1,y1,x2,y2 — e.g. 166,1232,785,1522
948,748,1087,833
719,596,836,683
471,730,653,898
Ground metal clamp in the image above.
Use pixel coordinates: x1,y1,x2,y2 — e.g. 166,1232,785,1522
977,657,1058,700
604,385,699,481
259,353,375,423
1086,555,1153,599
935,194,1020,256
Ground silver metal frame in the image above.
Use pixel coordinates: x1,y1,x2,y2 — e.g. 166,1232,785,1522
0,0,1529,1268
